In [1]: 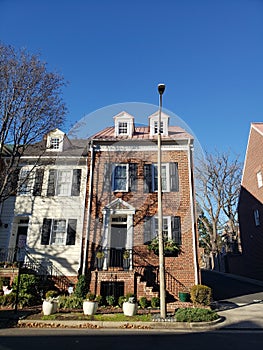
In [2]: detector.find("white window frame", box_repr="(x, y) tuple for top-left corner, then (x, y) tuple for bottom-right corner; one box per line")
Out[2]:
(153, 216), (172, 239)
(152, 163), (169, 192)
(50, 219), (67, 245)
(257, 171), (263, 188)
(112, 164), (129, 192)
(56, 170), (72, 196)
(254, 209), (260, 227)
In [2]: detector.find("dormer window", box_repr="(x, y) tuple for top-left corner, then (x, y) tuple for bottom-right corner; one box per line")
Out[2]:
(149, 111), (169, 137)
(50, 138), (60, 150)
(154, 121), (163, 134)
(118, 122), (128, 135)
(114, 112), (134, 137)
(46, 129), (65, 152)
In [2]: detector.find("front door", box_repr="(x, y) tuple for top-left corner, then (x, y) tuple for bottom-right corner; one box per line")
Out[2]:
(110, 223), (127, 267)
(16, 226), (28, 262)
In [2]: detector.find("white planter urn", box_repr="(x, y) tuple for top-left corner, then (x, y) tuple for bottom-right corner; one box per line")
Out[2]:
(83, 301), (98, 315)
(122, 301), (137, 316)
(42, 300), (58, 316)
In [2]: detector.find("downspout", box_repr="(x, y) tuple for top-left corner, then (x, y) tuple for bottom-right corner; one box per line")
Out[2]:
(82, 140), (95, 275)
(187, 138), (200, 284)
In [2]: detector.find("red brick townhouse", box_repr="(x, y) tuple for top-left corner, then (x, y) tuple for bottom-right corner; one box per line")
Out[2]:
(234, 123), (263, 281)
(83, 111), (200, 302)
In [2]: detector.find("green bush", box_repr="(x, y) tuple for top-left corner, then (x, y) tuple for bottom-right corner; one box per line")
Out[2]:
(151, 296), (160, 308)
(45, 290), (59, 299)
(190, 284), (212, 306)
(0, 292), (16, 307)
(106, 295), (116, 306)
(58, 295), (83, 309)
(118, 295), (126, 307)
(74, 275), (88, 299)
(12, 274), (42, 307)
(175, 307), (219, 322)
(139, 297), (149, 309)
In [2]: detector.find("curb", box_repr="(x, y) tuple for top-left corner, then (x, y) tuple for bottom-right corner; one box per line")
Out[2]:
(18, 317), (224, 330)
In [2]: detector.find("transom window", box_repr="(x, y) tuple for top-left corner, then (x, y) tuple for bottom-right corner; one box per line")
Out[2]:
(118, 122), (128, 134)
(112, 164), (128, 191)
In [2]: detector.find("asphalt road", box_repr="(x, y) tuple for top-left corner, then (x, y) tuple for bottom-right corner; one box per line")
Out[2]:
(1, 328), (263, 350)
(201, 269), (263, 303)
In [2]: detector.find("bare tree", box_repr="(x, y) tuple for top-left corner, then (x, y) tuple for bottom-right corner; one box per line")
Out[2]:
(195, 151), (242, 263)
(0, 43), (67, 202)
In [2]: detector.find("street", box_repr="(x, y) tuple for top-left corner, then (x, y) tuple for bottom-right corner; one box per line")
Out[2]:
(1, 328), (263, 350)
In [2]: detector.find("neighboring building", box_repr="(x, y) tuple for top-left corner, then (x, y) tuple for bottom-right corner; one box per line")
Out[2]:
(84, 111), (200, 301)
(3, 129), (88, 286)
(234, 123), (263, 281)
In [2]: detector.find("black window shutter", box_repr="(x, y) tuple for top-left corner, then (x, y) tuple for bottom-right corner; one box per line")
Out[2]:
(143, 164), (152, 193)
(103, 163), (112, 192)
(71, 169), (81, 196)
(170, 162), (179, 192)
(129, 163), (137, 192)
(66, 219), (77, 245)
(41, 219), (52, 245)
(47, 169), (57, 196)
(171, 216), (181, 245)
(33, 168), (44, 196)
(143, 216), (153, 244)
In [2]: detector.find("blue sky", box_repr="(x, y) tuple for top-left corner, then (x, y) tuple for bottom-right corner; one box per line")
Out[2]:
(1, 0), (263, 162)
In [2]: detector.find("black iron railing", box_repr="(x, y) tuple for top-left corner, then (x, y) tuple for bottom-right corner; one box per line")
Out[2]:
(95, 248), (133, 271)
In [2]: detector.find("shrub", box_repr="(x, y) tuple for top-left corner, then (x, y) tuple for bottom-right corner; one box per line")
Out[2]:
(175, 307), (219, 322)
(45, 290), (59, 299)
(106, 295), (116, 306)
(12, 274), (42, 307)
(151, 296), (160, 308)
(74, 275), (88, 299)
(58, 295), (83, 309)
(190, 284), (212, 306)
(96, 295), (103, 306)
(139, 297), (149, 309)
(118, 295), (126, 307)
(86, 292), (96, 301)
(0, 292), (16, 307)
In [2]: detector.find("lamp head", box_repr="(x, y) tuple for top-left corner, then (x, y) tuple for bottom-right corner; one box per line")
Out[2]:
(158, 83), (165, 95)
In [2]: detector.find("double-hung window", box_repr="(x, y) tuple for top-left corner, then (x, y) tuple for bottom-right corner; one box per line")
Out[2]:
(152, 164), (169, 192)
(50, 138), (60, 150)
(144, 163), (178, 193)
(144, 216), (181, 245)
(18, 170), (33, 195)
(41, 218), (77, 245)
(113, 164), (128, 191)
(47, 169), (81, 196)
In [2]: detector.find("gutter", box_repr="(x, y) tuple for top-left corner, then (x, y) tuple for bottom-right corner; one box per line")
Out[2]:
(82, 140), (95, 275)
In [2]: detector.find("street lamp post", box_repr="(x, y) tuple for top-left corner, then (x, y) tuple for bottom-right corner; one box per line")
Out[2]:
(157, 83), (166, 319)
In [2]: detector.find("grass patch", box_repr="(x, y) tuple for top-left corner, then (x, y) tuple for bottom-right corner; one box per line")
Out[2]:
(175, 308), (219, 322)
(41, 312), (153, 322)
